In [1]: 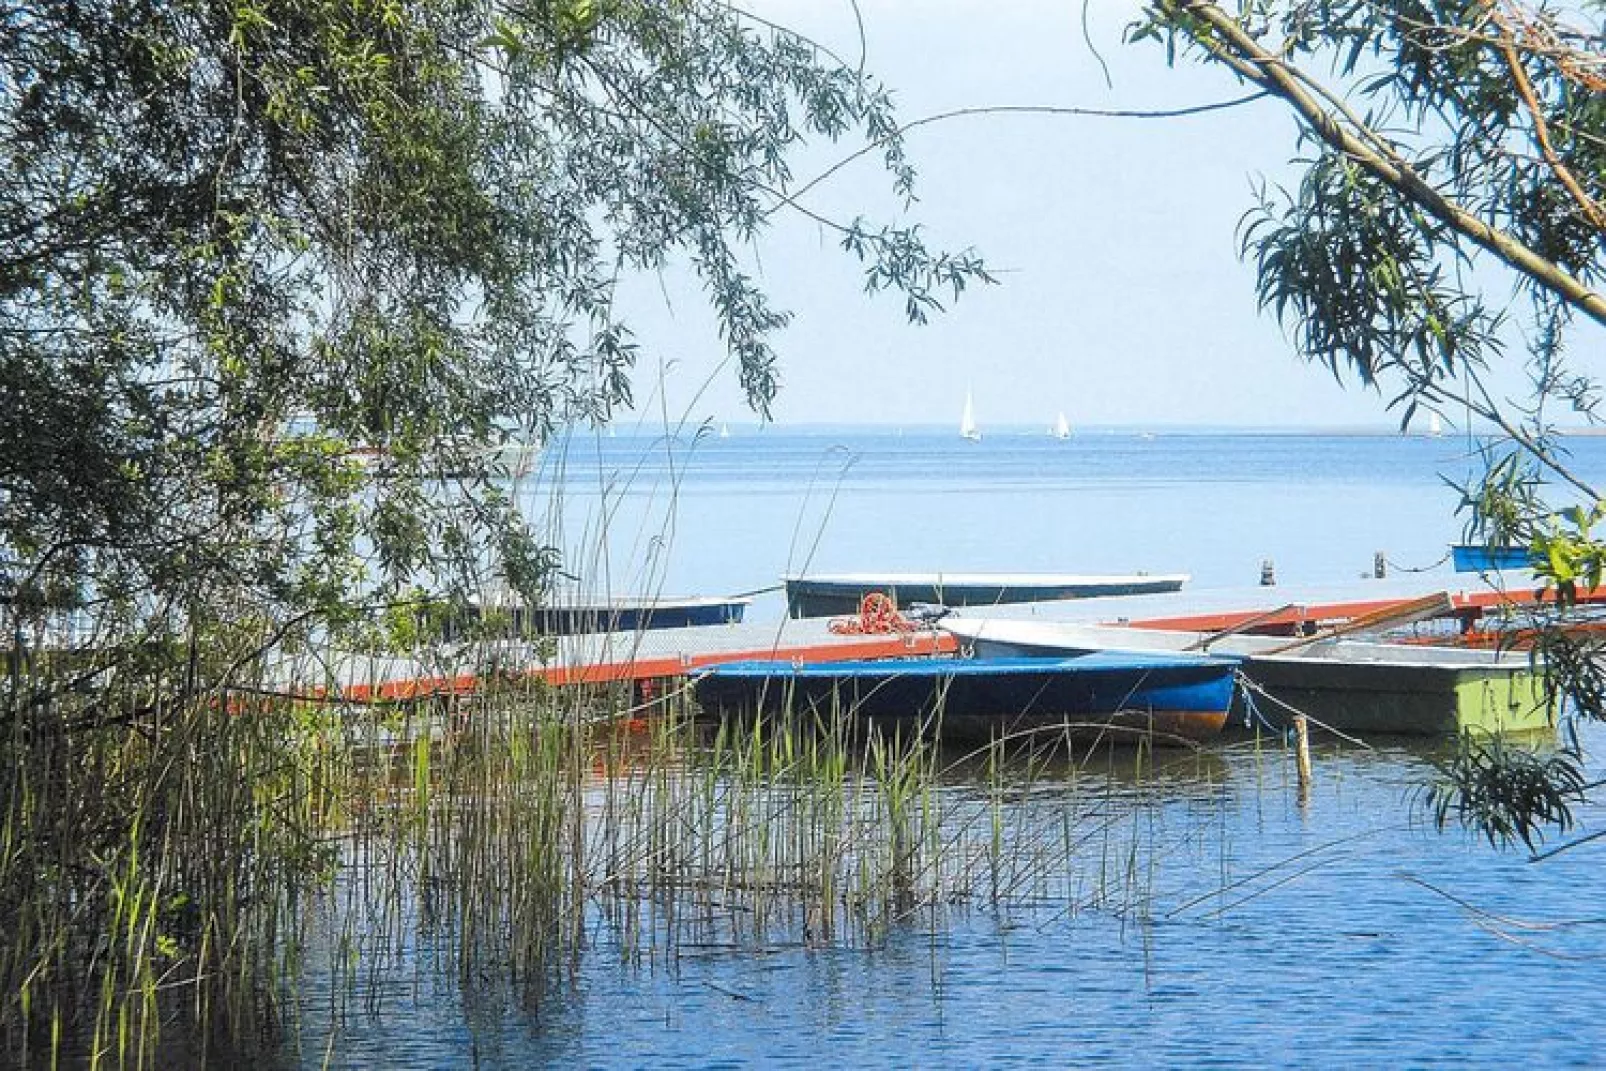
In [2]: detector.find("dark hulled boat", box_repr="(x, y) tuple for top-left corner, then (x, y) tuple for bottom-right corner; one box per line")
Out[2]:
(782, 572), (1189, 618)
(694, 652), (1239, 742)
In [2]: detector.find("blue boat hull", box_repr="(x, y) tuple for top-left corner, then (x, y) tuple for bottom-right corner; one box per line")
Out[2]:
(695, 654), (1239, 742)
(1450, 544), (1534, 572)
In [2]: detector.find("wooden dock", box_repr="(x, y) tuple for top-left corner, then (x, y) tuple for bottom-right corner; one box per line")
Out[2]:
(290, 577), (1604, 704)
(294, 614), (957, 703)
(932, 576), (1598, 629)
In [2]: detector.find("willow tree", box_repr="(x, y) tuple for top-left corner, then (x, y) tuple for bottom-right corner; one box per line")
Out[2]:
(3, 0), (990, 663)
(0, 0), (987, 1050)
(1134, 1), (1606, 848)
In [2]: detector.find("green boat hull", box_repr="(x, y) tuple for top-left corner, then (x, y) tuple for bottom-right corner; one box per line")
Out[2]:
(1240, 658), (1556, 737)
(942, 617), (1558, 738)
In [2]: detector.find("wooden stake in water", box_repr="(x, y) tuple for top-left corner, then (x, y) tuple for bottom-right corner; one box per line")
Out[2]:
(1292, 714), (1313, 804)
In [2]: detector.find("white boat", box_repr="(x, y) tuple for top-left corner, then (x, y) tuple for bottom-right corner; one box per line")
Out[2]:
(1052, 412), (1072, 439)
(1428, 412), (1443, 437)
(960, 390), (981, 442)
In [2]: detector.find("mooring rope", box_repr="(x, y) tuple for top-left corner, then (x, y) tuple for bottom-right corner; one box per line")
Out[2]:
(1235, 671), (1280, 734)
(1235, 670), (1374, 750)
(1385, 549), (1453, 574)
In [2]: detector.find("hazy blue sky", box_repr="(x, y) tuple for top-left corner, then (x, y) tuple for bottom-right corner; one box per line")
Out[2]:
(610, 2), (1530, 432)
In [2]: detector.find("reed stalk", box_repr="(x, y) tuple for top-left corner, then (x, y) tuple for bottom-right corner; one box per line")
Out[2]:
(2, 619), (1212, 1066)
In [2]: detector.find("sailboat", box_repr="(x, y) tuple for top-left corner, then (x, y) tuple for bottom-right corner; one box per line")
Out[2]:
(1052, 412), (1072, 440)
(1428, 412), (1443, 437)
(960, 390), (982, 442)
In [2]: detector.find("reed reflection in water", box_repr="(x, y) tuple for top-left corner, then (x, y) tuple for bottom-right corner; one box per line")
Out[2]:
(280, 705), (1606, 1068)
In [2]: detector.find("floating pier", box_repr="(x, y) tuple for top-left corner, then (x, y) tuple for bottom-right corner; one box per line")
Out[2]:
(296, 614), (957, 703)
(290, 578), (1606, 717)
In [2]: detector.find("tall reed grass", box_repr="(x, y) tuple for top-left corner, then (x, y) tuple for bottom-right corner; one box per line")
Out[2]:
(3, 626), (1216, 1067)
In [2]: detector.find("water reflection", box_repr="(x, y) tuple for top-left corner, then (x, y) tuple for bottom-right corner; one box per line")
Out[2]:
(262, 718), (1606, 1067)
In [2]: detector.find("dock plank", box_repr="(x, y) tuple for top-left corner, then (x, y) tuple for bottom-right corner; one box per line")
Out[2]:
(284, 577), (1601, 703)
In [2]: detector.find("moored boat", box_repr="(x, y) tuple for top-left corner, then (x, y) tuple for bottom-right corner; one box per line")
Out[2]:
(1450, 543), (1534, 572)
(940, 617), (1554, 737)
(444, 593), (750, 639)
(693, 651), (1240, 743)
(783, 572), (1189, 618)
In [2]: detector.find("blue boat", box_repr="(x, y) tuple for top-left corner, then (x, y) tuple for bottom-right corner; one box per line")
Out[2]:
(694, 652), (1240, 742)
(1450, 544), (1534, 572)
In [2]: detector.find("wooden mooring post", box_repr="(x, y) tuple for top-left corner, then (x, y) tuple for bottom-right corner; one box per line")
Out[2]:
(1292, 714), (1313, 804)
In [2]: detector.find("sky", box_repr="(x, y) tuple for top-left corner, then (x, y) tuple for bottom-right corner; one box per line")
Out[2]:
(609, 1), (1527, 432)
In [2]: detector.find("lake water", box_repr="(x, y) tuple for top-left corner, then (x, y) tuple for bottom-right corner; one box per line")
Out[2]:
(521, 425), (1606, 616)
(288, 428), (1606, 1067)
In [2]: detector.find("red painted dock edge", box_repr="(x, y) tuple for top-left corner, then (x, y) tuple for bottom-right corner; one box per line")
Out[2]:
(327, 631), (959, 704)
(541, 631), (958, 686)
(318, 585), (1602, 705)
(1125, 586), (1606, 634)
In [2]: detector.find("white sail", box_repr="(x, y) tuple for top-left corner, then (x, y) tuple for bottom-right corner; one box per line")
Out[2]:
(1428, 412), (1443, 437)
(960, 390), (981, 441)
(1053, 412), (1071, 439)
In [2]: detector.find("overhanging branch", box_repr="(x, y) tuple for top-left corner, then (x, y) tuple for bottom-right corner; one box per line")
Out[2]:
(1164, 0), (1606, 328)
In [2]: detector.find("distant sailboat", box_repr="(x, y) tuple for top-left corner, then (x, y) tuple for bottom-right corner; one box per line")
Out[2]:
(1052, 412), (1072, 440)
(1428, 412), (1443, 437)
(719, 423), (730, 439)
(960, 390), (982, 442)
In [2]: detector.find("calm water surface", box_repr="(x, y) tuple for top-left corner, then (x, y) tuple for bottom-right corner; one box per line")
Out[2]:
(524, 426), (1606, 613)
(294, 429), (1606, 1066)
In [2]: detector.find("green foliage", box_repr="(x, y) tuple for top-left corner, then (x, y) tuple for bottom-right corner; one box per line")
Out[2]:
(0, 0), (989, 1052)
(1530, 627), (1606, 720)
(0, 0), (988, 665)
(1136, 1), (1606, 850)
(1135, 1), (1606, 428)
(1429, 732), (1587, 852)
(1533, 501), (1606, 603)
(1451, 447), (1548, 548)
(1239, 153), (1498, 407)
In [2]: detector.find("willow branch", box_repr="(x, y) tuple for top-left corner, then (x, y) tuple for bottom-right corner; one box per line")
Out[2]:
(1165, 0), (1606, 328)
(1431, 368), (1603, 503)
(776, 93), (1271, 219)
(1492, 9), (1606, 232)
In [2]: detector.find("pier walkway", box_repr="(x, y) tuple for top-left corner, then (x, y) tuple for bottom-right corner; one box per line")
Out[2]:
(289, 576), (1600, 704)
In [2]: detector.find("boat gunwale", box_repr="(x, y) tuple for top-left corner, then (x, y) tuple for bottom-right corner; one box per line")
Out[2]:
(940, 617), (1540, 672)
(697, 651), (1241, 680)
(781, 572), (1191, 587)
